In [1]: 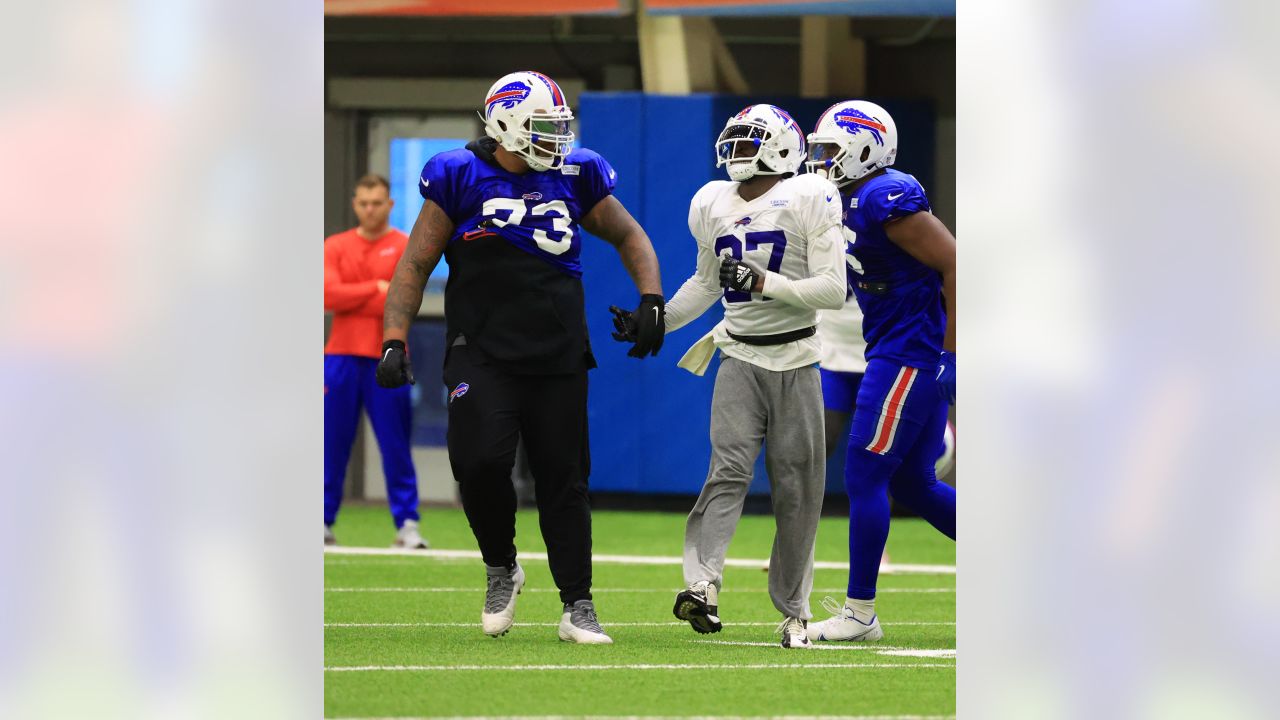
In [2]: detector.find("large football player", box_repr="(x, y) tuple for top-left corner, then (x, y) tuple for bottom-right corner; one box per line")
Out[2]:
(616, 104), (845, 649)
(803, 101), (957, 643)
(375, 71), (666, 645)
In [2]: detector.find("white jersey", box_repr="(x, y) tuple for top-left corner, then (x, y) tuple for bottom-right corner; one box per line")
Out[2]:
(817, 298), (868, 373)
(665, 173), (846, 372)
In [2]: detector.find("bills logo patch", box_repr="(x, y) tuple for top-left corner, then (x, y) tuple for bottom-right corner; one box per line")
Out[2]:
(522, 192), (543, 201)
(449, 382), (470, 404)
(485, 81), (532, 115)
(734, 216), (752, 227)
(834, 107), (886, 146)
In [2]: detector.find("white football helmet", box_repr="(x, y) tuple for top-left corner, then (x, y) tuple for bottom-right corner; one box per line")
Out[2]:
(480, 71), (574, 172)
(715, 104), (806, 182)
(805, 100), (898, 186)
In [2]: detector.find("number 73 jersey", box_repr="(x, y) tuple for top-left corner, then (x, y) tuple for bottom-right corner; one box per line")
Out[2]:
(684, 173), (845, 339)
(419, 141), (618, 278)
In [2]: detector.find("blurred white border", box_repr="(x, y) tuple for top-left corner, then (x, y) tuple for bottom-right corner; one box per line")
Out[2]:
(0, 1), (321, 717)
(960, 0), (1280, 717)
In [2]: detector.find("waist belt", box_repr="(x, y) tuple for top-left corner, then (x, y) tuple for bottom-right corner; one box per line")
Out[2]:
(727, 326), (816, 346)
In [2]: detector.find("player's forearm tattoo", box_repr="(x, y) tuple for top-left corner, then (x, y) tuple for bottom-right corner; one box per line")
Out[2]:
(383, 201), (450, 338)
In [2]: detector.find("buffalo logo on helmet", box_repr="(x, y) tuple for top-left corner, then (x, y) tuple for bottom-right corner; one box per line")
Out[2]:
(485, 81), (532, 115)
(833, 107), (887, 146)
(768, 106), (803, 137)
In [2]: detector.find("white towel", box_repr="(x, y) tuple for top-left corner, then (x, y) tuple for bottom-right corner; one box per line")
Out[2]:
(676, 322), (726, 376)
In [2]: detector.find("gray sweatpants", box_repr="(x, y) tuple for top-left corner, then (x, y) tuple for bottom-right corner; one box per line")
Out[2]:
(683, 355), (826, 619)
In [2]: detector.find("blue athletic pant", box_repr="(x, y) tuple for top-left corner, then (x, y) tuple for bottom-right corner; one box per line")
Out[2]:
(324, 354), (419, 528)
(845, 358), (956, 599)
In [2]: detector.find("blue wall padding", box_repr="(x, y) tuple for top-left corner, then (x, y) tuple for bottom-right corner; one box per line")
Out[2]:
(577, 93), (934, 496)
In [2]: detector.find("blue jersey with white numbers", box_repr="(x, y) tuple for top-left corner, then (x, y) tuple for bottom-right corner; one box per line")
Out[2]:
(416, 138), (618, 374)
(419, 143), (617, 279)
(843, 168), (945, 367)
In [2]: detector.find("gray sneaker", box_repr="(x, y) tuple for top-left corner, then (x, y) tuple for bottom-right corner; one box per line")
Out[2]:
(481, 563), (525, 637)
(392, 519), (429, 549)
(558, 599), (613, 644)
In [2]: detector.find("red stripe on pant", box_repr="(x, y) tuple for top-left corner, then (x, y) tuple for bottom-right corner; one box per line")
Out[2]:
(868, 367), (917, 455)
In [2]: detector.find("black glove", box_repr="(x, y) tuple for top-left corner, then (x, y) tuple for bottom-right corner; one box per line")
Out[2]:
(608, 294), (664, 358)
(608, 305), (636, 342)
(375, 339), (416, 388)
(719, 256), (759, 293)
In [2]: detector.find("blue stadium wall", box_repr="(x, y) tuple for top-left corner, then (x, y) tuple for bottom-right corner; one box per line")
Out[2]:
(577, 92), (935, 496)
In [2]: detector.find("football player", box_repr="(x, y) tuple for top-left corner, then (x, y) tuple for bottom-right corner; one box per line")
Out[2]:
(616, 104), (845, 649)
(375, 71), (666, 644)
(803, 101), (957, 643)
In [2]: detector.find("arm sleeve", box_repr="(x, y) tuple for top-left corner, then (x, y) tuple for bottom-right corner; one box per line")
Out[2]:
(574, 149), (618, 216)
(663, 194), (723, 332)
(759, 184), (846, 311)
(419, 152), (459, 222)
(323, 242), (380, 312)
(866, 175), (931, 225)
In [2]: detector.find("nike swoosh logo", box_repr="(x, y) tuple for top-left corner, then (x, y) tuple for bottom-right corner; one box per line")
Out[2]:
(383, 348), (394, 361)
(887, 192), (903, 201)
(936, 365), (945, 380)
(651, 307), (659, 323)
(826, 195), (833, 202)
(420, 178), (429, 187)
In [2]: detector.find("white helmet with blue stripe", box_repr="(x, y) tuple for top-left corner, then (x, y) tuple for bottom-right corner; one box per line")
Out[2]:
(805, 100), (899, 186)
(481, 71), (574, 172)
(715, 104), (806, 182)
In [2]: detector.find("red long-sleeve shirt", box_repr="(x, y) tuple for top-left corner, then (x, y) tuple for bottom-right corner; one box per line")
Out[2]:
(324, 227), (409, 358)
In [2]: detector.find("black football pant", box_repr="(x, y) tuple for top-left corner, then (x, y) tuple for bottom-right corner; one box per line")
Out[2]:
(443, 344), (593, 604)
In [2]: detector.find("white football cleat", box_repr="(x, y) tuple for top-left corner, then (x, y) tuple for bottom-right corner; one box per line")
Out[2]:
(392, 519), (429, 549)
(481, 563), (525, 637)
(324, 524), (336, 546)
(558, 599), (613, 644)
(806, 596), (884, 642)
(777, 616), (812, 649)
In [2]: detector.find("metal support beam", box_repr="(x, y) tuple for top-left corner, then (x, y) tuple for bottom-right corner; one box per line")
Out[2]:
(799, 16), (866, 99)
(638, 13), (748, 94)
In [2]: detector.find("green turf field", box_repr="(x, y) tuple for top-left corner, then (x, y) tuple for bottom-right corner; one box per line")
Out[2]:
(325, 504), (956, 719)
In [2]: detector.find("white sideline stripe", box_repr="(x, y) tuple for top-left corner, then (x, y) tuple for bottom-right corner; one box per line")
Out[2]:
(324, 621), (955, 628)
(693, 641), (956, 658)
(324, 663), (957, 672)
(324, 546), (955, 575)
(325, 587), (954, 594)
(879, 649), (958, 658)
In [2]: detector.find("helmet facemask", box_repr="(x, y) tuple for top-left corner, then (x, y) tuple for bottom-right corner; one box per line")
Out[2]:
(485, 107), (575, 172)
(716, 122), (773, 182)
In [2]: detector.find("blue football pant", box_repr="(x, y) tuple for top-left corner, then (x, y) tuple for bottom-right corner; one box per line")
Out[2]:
(324, 354), (419, 528)
(845, 359), (956, 600)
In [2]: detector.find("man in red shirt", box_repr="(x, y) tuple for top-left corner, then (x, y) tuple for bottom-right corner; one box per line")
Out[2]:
(324, 175), (425, 549)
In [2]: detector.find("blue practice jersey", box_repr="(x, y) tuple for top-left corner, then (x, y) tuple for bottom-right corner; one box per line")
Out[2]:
(419, 143), (617, 279)
(843, 168), (946, 367)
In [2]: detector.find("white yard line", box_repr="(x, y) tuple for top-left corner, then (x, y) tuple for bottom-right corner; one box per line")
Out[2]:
(324, 663), (956, 672)
(691, 640), (956, 658)
(324, 621), (955, 628)
(324, 587), (954, 594)
(324, 546), (955, 575)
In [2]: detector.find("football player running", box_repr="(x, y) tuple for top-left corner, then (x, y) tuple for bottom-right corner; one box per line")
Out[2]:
(376, 71), (665, 645)
(615, 104), (845, 649)
(803, 101), (956, 643)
